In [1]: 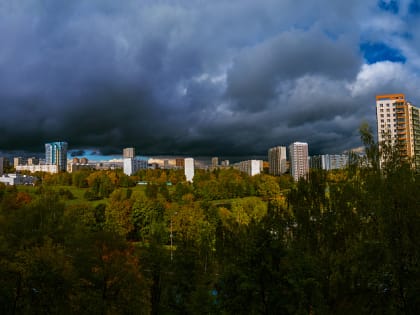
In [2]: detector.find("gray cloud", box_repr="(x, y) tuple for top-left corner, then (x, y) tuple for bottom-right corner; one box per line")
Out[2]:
(1, 0), (420, 157)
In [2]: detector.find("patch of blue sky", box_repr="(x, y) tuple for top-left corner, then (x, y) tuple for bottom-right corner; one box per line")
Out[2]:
(360, 42), (406, 64)
(409, 0), (420, 14)
(378, 0), (399, 14)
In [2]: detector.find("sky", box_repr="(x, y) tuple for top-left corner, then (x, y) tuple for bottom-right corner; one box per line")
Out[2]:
(1, 0), (420, 157)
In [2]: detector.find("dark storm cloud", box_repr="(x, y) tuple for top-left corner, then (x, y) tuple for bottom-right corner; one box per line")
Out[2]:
(225, 29), (361, 112)
(1, 0), (420, 156)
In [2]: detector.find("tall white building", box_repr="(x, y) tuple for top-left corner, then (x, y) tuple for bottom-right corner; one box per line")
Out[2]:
(289, 142), (309, 181)
(184, 158), (195, 182)
(268, 146), (287, 175)
(236, 160), (263, 176)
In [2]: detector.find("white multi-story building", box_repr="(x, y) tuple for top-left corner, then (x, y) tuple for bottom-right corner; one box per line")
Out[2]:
(0, 173), (37, 186)
(236, 159), (263, 176)
(268, 146), (287, 175)
(289, 142), (309, 181)
(221, 160), (230, 167)
(310, 154), (349, 170)
(123, 158), (148, 176)
(184, 158), (195, 182)
(15, 164), (59, 173)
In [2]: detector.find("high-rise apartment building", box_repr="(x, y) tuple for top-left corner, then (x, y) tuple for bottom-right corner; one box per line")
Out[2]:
(184, 158), (195, 182)
(268, 146), (287, 175)
(45, 141), (68, 172)
(211, 157), (219, 168)
(289, 142), (309, 181)
(376, 94), (420, 169)
(123, 147), (135, 159)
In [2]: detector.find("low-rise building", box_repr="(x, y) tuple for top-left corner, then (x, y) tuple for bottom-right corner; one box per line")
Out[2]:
(16, 164), (59, 173)
(0, 173), (37, 186)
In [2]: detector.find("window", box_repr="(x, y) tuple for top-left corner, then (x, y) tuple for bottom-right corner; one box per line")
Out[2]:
(381, 114), (384, 117)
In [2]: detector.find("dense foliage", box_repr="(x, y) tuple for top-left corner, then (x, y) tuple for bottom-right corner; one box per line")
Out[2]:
(0, 131), (419, 314)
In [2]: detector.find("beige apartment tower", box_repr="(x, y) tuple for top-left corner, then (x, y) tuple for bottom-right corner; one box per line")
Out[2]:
(123, 147), (135, 159)
(268, 146), (287, 175)
(376, 94), (420, 169)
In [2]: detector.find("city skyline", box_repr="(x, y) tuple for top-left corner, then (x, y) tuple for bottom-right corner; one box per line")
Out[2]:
(2, 2), (420, 156)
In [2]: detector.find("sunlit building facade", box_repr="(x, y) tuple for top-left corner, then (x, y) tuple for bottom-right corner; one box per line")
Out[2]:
(45, 141), (68, 172)
(268, 146), (287, 175)
(376, 94), (420, 169)
(123, 147), (135, 159)
(289, 142), (309, 181)
(184, 158), (195, 182)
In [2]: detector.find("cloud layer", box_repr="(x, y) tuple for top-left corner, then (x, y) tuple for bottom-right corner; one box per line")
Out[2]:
(1, 0), (420, 156)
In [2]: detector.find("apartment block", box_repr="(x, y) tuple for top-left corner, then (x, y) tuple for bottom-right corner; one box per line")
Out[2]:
(376, 94), (420, 169)
(268, 146), (287, 175)
(45, 141), (68, 172)
(184, 158), (195, 182)
(289, 142), (309, 181)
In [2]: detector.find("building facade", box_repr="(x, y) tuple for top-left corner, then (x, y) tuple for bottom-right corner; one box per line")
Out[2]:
(310, 154), (349, 170)
(184, 158), (195, 182)
(376, 94), (420, 169)
(123, 147), (135, 159)
(211, 157), (219, 168)
(0, 173), (37, 186)
(16, 164), (59, 173)
(268, 146), (287, 175)
(289, 142), (309, 181)
(45, 141), (68, 172)
(176, 158), (185, 168)
(13, 157), (25, 167)
(123, 158), (148, 176)
(236, 160), (263, 176)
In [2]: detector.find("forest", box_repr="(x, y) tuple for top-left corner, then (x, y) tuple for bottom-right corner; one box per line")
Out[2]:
(0, 127), (419, 315)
